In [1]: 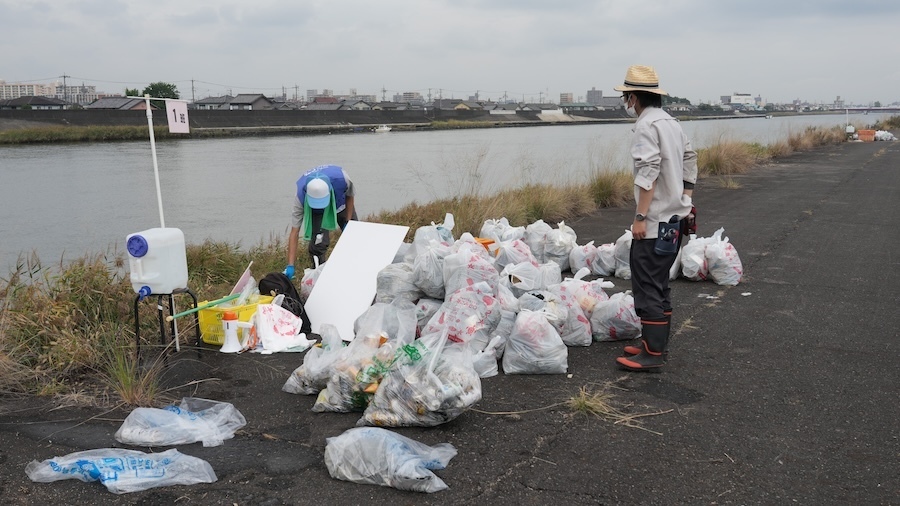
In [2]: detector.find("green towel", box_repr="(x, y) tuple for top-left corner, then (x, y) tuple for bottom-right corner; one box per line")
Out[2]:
(301, 188), (339, 241)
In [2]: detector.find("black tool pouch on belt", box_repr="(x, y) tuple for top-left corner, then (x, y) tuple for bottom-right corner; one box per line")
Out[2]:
(654, 215), (681, 256)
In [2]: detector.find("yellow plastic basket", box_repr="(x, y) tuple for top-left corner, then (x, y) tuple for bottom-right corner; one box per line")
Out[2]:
(198, 295), (274, 345)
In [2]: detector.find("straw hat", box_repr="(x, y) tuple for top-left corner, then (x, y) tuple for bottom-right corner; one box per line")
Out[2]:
(614, 65), (668, 96)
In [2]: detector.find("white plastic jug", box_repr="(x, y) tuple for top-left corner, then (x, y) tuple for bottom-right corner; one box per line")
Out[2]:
(126, 227), (188, 297)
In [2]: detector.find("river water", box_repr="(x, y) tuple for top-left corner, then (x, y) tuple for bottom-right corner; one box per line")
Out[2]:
(0, 112), (889, 272)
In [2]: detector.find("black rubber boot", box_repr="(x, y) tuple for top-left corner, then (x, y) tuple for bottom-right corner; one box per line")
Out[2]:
(616, 319), (668, 371)
(623, 313), (671, 358)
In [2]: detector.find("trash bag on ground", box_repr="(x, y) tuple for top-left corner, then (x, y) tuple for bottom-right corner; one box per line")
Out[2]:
(705, 227), (744, 286)
(405, 214), (455, 263)
(376, 262), (424, 304)
(283, 323), (345, 394)
(502, 309), (568, 374)
(393, 242), (411, 264)
(324, 427), (457, 493)
(114, 397), (246, 448)
(421, 282), (500, 351)
(359, 332), (482, 427)
(490, 239), (539, 271)
(354, 298), (418, 345)
(415, 298), (444, 335)
(480, 217), (525, 243)
(681, 234), (714, 281)
(499, 261), (542, 298)
(590, 292), (641, 342)
(490, 309), (516, 357)
(613, 230), (633, 279)
(412, 240), (451, 299)
(314, 305), (417, 412)
(547, 269), (602, 347)
(543, 221), (578, 272)
(569, 241), (598, 274)
(517, 290), (567, 336)
(443, 247), (500, 297)
(472, 335), (505, 378)
(538, 261), (562, 288)
(592, 242), (616, 276)
(25, 448), (216, 494)
(524, 219), (553, 263)
(450, 233), (494, 263)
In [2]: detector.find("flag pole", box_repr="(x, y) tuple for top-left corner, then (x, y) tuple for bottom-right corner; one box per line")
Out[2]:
(144, 94), (166, 228)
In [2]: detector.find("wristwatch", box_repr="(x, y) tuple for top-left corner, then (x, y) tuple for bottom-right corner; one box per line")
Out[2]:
(635, 213), (646, 222)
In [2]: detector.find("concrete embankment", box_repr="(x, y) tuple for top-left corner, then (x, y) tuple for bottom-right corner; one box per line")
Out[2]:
(0, 108), (753, 135)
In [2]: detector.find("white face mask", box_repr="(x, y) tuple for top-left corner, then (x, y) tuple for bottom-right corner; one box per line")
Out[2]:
(625, 95), (637, 117)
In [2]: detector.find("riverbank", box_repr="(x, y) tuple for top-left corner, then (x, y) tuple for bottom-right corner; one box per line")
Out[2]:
(0, 108), (770, 143)
(1, 138), (897, 504)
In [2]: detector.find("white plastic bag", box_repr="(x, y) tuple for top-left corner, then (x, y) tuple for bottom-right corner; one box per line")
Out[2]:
(613, 230), (633, 279)
(472, 335), (505, 378)
(375, 262), (424, 304)
(254, 303), (314, 353)
(682, 233), (714, 281)
(114, 397), (246, 448)
(491, 239), (538, 271)
(412, 240), (450, 299)
(324, 427), (457, 493)
(705, 228), (743, 286)
(480, 217), (525, 242)
(500, 261), (542, 298)
(592, 242), (616, 276)
(502, 309), (568, 374)
(299, 263), (325, 302)
(422, 281), (500, 350)
(26, 448), (216, 494)
(354, 298), (419, 345)
(590, 292), (641, 342)
(443, 248), (500, 297)
(569, 241), (598, 273)
(415, 298), (444, 335)
(543, 221), (578, 272)
(283, 323), (345, 395)
(524, 219), (553, 263)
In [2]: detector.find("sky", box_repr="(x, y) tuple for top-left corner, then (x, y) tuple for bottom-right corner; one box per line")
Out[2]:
(3, 0), (899, 106)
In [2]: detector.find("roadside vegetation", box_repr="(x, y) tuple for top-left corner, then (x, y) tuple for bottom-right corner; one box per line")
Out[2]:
(0, 119), (893, 406)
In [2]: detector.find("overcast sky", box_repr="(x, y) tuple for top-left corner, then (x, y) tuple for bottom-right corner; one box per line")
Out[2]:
(3, 0), (898, 105)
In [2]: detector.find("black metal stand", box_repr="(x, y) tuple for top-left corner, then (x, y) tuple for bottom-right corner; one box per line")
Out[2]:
(134, 287), (200, 362)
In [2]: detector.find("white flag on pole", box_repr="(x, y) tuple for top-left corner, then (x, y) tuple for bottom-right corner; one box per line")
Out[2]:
(167, 100), (190, 134)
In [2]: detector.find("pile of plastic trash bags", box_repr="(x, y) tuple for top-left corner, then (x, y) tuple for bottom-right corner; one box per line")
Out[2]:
(284, 216), (744, 430)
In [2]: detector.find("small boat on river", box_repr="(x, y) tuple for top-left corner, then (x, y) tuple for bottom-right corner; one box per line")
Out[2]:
(373, 124), (392, 133)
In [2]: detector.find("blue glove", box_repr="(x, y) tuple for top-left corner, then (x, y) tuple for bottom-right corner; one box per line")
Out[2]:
(284, 265), (295, 279)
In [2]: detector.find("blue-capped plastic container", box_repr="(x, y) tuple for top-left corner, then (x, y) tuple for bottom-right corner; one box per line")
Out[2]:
(126, 228), (188, 296)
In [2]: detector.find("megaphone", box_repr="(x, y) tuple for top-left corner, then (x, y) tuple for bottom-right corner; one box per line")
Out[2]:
(220, 311), (253, 353)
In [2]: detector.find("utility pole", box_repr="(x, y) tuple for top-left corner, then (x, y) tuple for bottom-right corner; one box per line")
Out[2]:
(428, 88), (432, 102)
(381, 86), (386, 102)
(60, 74), (70, 108)
(191, 79), (196, 103)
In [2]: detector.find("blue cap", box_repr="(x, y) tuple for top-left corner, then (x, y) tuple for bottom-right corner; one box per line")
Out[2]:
(305, 177), (332, 209)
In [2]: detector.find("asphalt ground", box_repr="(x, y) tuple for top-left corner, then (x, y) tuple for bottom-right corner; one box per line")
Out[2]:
(1, 139), (898, 505)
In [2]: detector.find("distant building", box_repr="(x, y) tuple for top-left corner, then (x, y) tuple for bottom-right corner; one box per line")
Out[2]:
(0, 96), (68, 110)
(193, 95), (234, 110)
(228, 94), (274, 110)
(560, 92), (574, 104)
(834, 95), (845, 109)
(730, 93), (754, 106)
(586, 87), (602, 105)
(0, 80), (55, 100)
(85, 97), (152, 110)
(596, 96), (624, 110)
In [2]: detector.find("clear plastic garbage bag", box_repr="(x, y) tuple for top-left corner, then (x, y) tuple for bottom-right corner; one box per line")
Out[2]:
(283, 323), (345, 395)
(26, 448), (216, 494)
(114, 397), (246, 448)
(502, 309), (568, 374)
(324, 427), (457, 493)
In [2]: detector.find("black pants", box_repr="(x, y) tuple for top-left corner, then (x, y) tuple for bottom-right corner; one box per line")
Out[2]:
(308, 209), (358, 265)
(630, 218), (687, 320)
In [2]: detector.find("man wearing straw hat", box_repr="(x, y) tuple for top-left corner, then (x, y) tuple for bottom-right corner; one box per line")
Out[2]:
(614, 65), (698, 372)
(285, 164), (357, 277)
